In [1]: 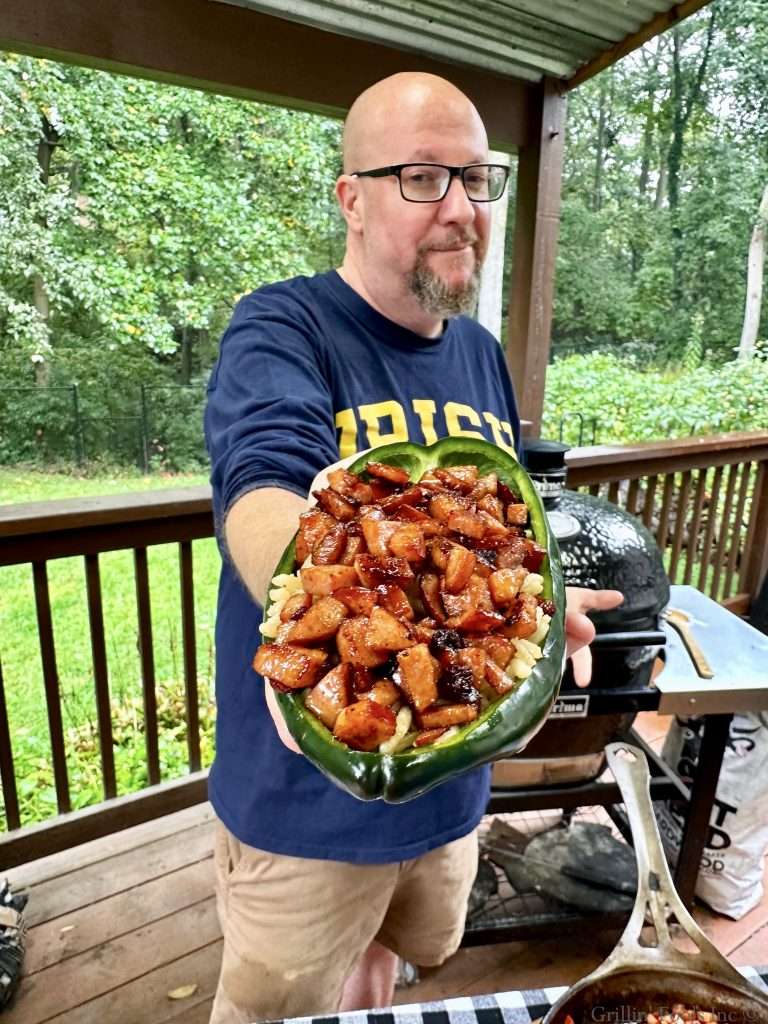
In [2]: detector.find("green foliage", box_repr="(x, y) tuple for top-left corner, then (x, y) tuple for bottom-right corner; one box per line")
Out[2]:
(543, 349), (768, 445)
(555, 5), (768, 363)
(0, 52), (343, 380)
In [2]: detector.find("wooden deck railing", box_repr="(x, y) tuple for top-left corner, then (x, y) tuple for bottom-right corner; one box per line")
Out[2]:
(567, 431), (768, 615)
(1, 430), (766, 867)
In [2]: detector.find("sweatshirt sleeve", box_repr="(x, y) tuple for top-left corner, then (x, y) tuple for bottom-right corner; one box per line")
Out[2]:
(204, 286), (339, 520)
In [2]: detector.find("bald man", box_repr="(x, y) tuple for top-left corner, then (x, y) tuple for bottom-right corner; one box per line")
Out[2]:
(205, 72), (621, 1023)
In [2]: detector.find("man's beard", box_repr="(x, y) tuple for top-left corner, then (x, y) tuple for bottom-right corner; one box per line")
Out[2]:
(406, 235), (483, 318)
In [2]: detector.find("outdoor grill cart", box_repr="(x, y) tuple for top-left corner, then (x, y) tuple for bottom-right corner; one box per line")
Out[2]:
(463, 584), (768, 946)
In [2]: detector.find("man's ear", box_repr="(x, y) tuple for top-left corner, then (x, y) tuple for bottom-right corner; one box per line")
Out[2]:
(336, 174), (364, 234)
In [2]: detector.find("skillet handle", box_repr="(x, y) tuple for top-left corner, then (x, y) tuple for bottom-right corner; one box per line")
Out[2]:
(605, 742), (745, 981)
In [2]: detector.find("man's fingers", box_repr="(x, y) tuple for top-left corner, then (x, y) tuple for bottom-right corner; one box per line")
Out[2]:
(562, 588), (624, 688)
(265, 681), (302, 754)
(565, 586), (624, 614)
(570, 645), (592, 688)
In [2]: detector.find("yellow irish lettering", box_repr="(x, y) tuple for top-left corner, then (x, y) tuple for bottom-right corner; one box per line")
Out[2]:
(412, 399), (438, 445)
(482, 411), (517, 456)
(335, 408), (359, 459)
(444, 402), (486, 440)
(358, 400), (409, 447)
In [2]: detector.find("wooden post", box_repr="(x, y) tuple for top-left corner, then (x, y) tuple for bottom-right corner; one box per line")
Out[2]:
(506, 78), (566, 436)
(742, 460), (768, 604)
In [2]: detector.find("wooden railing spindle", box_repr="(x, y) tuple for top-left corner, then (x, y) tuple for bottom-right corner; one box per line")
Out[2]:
(697, 465), (724, 593)
(668, 470), (693, 583)
(179, 541), (201, 772)
(710, 463), (739, 600)
(683, 469), (709, 586)
(607, 480), (620, 504)
(656, 473), (675, 552)
(740, 460), (768, 599)
(641, 475), (658, 531)
(723, 462), (753, 599)
(0, 660), (21, 830)
(626, 478), (640, 517)
(32, 561), (71, 813)
(134, 547), (161, 786)
(84, 553), (117, 799)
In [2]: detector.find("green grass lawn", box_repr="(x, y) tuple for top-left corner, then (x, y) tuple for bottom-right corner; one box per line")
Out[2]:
(1, 466), (221, 828)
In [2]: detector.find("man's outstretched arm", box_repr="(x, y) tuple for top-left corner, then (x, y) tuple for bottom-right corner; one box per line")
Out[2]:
(225, 486), (306, 752)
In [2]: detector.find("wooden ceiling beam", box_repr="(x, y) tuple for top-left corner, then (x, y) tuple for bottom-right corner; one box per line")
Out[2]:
(0, 0), (532, 150)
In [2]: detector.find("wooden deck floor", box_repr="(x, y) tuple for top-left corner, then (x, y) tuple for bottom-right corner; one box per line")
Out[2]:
(4, 713), (768, 1024)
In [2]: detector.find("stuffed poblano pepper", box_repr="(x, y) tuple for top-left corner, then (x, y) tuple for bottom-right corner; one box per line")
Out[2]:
(254, 437), (565, 803)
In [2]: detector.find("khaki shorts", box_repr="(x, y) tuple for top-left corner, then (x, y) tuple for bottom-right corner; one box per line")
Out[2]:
(209, 818), (478, 1023)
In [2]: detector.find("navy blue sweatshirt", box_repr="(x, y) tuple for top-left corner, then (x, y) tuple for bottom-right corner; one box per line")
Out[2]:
(204, 270), (520, 862)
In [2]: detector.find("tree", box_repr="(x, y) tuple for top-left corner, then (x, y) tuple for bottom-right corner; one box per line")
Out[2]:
(0, 53), (343, 385)
(738, 182), (768, 360)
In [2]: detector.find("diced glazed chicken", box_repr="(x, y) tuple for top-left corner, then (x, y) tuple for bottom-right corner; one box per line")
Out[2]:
(333, 699), (396, 751)
(313, 487), (357, 522)
(484, 657), (516, 694)
(327, 468), (373, 505)
(312, 524), (348, 565)
(429, 492), (470, 524)
(365, 461), (411, 486)
(334, 586), (379, 617)
(388, 524), (426, 562)
(365, 678), (400, 706)
(286, 596), (348, 645)
(305, 664), (352, 728)
(444, 545), (476, 593)
(295, 508), (337, 563)
(455, 646), (486, 686)
(446, 508), (486, 539)
(279, 592), (313, 623)
(365, 606), (414, 651)
(377, 584), (415, 622)
(353, 554), (414, 589)
(475, 634), (514, 668)
(253, 643), (327, 689)
(506, 503), (528, 525)
(419, 572), (445, 622)
(396, 644), (439, 710)
(360, 515), (402, 558)
(418, 703), (479, 729)
(502, 593), (539, 639)
(414, 727), (447, 747)
(301, 564), (360, 596)
(488, 566), (527, 607)
(336, 616), (390, 667)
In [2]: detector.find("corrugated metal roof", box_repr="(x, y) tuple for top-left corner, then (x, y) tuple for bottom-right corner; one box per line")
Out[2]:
(212, 0), (708, 85)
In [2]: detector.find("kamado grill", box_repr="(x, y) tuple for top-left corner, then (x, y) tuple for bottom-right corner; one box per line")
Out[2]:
(492, 439), (670, 788)
(465, 440), (768, 947)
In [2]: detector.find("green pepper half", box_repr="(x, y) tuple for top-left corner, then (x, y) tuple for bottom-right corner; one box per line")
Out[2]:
(263, 437), (566, 803)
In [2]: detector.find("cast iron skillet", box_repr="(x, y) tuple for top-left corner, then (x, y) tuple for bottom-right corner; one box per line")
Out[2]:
(543, 742), (768, 1024)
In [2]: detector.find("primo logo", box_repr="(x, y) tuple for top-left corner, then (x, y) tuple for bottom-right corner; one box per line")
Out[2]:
(550, 695), (590, 718)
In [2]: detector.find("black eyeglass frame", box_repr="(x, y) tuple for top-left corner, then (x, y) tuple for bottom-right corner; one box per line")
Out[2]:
(351, 162), (510, 203)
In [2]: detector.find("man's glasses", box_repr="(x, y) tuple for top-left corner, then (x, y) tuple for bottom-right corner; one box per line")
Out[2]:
(351, 163), (510, 203)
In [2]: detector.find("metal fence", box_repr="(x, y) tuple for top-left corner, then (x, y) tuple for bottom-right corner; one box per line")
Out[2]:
(1, 383), (607, 469)
(0, 384), (207, 472)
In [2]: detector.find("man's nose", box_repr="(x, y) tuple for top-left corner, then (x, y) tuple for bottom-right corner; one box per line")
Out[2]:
(437, 174), (475, 224)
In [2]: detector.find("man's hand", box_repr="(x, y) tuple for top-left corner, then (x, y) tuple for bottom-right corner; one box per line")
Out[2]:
(265, 682), (302, 753)
(565, 586), (624, 688)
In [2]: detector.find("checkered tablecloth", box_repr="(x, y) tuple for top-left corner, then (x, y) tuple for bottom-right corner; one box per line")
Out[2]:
(275, 966), (768, 1024)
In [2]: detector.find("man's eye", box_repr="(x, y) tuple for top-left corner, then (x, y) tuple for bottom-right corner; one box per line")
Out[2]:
(404, 169), (439, 186)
